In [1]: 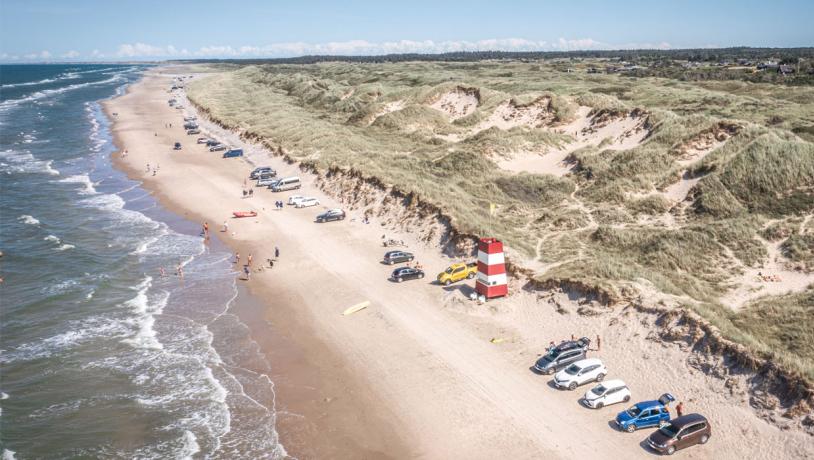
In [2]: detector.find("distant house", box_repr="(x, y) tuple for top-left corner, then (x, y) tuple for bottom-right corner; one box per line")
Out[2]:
(778, 65), (795, 75)
(757, 61), (779, 70)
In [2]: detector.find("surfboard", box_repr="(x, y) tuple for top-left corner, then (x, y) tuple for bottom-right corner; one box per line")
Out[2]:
(343, 301), (370, 316)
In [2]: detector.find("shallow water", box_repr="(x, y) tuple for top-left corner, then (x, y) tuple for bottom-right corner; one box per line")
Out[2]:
(0, 65), (284, 459)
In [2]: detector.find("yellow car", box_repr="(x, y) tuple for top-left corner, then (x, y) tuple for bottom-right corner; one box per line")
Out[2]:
(437, 262), (477, 286)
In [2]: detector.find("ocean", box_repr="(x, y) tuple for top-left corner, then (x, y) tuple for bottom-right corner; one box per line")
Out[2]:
(0, 65), (285, 458)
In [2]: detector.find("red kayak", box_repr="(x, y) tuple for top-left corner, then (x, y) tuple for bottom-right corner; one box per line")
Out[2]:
(232, 211), (257, 218)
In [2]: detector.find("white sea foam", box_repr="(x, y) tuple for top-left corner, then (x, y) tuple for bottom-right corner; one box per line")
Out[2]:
(1, 318), (127, 363)
(179, 430), (201, 459)
(2, 448), (16, 460)
(0, 149), (60, 176)
(0, 75), (126, 112)
(44, 234), (60, 243)
(120, 278), (168, 351)
(55, 244), (76, 251)
(0, 392), (9, 400)
(58, 174), (98, 195)
(18, 214), (40, 225)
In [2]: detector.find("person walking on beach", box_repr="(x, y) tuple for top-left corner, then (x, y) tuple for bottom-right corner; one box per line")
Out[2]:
(676, 401), (684, 417)
(248, 189), (253, 198)
(274, 246), (280, 259)
(247, 253), (253, 267)
(596, 334), (601, 352)
(234, 252), (240, 265)
(203, 222), (209, 239)
(146, 163), (150, 172)
(222, 220), (228, 233)
(243, 265), (250, 280)
(176, 263), (184, 279)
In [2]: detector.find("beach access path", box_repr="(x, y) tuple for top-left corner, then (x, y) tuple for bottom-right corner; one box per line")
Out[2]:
(104, 69), (813, 460)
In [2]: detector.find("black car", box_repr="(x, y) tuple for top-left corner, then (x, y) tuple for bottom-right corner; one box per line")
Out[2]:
(250, 167), (276, 180)
(533, 337), (591, 374)
(316, 209), (345, 223)
(390, 267), (424, 283)
(383, 251), (414, 265)
(205, 139), (220, 147)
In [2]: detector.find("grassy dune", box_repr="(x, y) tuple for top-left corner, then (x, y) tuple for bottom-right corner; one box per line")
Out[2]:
(187, 61), (814, 380)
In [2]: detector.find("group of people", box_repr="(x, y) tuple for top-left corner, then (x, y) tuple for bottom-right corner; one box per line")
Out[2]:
(242, 188), (254, 198)
(235, 246), (280, 280)
(145, 162), (159, 176)
(274, 200), (284, 210)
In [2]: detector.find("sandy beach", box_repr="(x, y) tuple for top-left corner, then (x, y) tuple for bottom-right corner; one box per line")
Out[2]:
(103, 68), (814, 459)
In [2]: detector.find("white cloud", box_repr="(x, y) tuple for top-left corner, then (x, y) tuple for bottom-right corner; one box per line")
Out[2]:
(107, 38), (673, 60)
(20, 50), (52, 61)
(115, 42), (179, 58)
(62, 50), (80, 58)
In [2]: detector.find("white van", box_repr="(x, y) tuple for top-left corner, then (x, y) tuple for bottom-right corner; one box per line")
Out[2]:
(270, 176), (301, 192)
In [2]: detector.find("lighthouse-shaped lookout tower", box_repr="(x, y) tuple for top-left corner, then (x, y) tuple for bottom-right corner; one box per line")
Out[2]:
(475, 237), (508, 299)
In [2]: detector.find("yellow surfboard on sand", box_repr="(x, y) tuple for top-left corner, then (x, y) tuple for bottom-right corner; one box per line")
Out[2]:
(343, 301), (370, 316)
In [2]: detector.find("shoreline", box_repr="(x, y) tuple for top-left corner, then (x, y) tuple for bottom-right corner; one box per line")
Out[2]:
(102, 67), (814, 459)
(103, 76), (410, 458)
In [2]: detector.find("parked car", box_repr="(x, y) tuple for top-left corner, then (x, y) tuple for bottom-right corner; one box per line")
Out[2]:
(257, 177), (276, 187)
(288, 195), (305, 206)
(553, 358), (607, 390)
(437, 262), (477, 285)
(184, 116), (197, 122)
(196, 137), (209, 144)
(647, 413), (711, 455)
(173, 142), (182, 150)
(582, 379), (631, 409)
(533, 338), (590, 374)
(186, 129), (201, 135)
(209, 144), (227, 152)
(270, 176), (301, 192)
(295, 197), (320, 208)
(316, 209), (345, 222)
(206, 139), (220, 146)
(615, 394), (675, 432)
(383, 251), (414, 265)
(390, 267), (425, 283)
(250, 167), (275, 179)
(183, 122), (198, 129)
(223, 149), (243, 158)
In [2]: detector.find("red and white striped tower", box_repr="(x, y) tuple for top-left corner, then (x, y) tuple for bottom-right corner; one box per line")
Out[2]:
(475, 237), (508, 299)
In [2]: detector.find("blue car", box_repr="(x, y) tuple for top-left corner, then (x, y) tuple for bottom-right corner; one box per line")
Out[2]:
(615, 393), (675, 433)
(222, 148), (243, 158)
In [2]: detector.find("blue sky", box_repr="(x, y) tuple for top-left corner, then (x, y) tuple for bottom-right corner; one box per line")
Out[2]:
(1, 0), (812, 61)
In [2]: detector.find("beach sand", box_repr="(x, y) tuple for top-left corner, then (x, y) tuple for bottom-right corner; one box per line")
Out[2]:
(103, 68), (814, 459)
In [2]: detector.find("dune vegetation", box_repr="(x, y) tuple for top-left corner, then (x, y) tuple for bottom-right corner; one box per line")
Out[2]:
(187, 60), (814, 381)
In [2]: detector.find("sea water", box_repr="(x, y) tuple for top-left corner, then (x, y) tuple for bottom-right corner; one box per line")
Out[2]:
(0, 65), (284, 458)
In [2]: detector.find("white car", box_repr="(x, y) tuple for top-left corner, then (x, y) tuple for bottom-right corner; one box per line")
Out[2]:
(553, 358), (607, 390)
(295, 197), (320, 208)
(288, 195), (305, 205)
(257, 177), (276, 187)
(582, 379), (631, 409)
